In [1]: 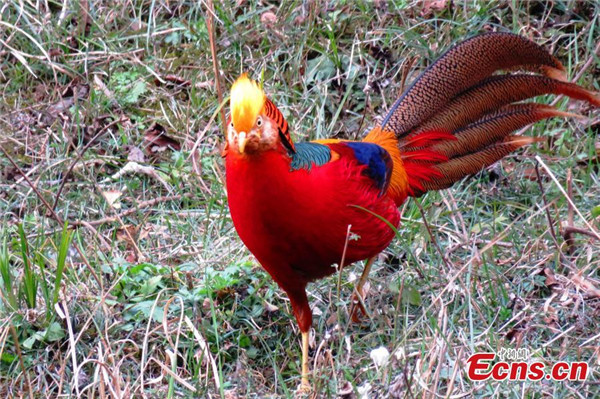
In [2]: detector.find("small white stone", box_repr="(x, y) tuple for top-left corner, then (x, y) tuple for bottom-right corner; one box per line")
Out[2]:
(348, 272), (358, 283)
(358, 382), (372, 399)
(393, 347), (405, 361)
(370, 346), (390, 368)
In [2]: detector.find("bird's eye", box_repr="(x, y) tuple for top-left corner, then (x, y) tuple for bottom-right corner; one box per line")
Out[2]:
(229, 121), (234, 129)
(256, 117), (263, 127)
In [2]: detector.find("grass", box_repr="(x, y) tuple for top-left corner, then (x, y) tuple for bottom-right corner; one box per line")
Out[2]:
(1, 0), (599, 397)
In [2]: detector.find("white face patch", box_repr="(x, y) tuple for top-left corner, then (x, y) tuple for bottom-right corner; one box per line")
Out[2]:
(227, 124), (239, 148)
(260, 119), (277, 147)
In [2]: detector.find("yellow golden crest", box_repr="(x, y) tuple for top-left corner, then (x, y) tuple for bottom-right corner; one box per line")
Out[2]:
(230, 74), (266, 133)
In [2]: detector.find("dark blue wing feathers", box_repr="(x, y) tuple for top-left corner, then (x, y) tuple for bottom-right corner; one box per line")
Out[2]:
(343, 142), (392, 195)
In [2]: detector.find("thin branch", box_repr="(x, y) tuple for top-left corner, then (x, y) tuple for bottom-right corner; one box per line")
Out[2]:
(9, 324), (33, 399)
(534, 162), (567, 266)
(535, 155), (600, 241)
(414, 199), (454, 272)
(206, 0), (226, 135)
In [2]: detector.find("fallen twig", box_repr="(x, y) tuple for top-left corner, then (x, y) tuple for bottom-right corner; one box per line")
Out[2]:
(71, 193), (192, 227)
(562, 226), (600, 242)
(101, 161), (173, 192)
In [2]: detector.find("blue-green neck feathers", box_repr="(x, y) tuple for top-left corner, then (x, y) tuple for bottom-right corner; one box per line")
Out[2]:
(290, 142), (331, 171)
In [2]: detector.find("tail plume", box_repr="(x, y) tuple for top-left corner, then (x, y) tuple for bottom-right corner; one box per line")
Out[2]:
(365, 32), (599, 202)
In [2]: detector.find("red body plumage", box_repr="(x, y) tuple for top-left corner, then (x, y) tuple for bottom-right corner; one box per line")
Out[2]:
(226, 144), (400, 330)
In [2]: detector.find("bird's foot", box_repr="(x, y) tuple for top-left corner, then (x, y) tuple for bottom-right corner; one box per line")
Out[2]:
(349, 281), (370, 323)
(349, 258), (374, 323)
(295, 380), (312, 397)
(349, 292), (367, 323)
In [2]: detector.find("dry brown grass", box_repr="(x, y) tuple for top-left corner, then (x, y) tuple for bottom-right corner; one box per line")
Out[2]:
(1, 1), (599, 398)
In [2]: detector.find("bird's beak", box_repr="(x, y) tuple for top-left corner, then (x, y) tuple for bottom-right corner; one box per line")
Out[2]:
(238, 132), (248, 153)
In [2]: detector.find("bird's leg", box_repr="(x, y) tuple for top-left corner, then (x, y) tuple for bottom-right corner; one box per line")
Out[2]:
(288, 289), (312, 395)
(349, 256), (375, 322)
(296, 330), (311, 394)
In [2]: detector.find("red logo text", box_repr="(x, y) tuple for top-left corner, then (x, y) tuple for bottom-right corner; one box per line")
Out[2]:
(466, 352), (588, 381)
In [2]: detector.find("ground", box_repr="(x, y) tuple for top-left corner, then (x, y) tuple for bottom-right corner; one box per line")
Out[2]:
(1, 1), (599, 398)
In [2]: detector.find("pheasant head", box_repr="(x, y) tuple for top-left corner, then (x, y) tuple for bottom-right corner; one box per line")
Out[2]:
(227, 74), (295, 156)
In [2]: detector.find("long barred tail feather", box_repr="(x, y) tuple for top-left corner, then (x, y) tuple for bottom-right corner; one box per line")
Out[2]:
(365, 32), (599, 202)
(411, 74), (599, 137)
(425, 104), (580, 159)
(421, 136), (544, 192)
(380, 32), (567, 137)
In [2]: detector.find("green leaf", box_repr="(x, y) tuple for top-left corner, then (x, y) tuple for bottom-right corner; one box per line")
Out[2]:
(123, 80), (147, 104)
(22, 336), (36, 350)
(141, 276), (162, 295)
(1, 352), (16, 364)
(45, 322), (65, 342)
(109, 71), (148, 105)
(246, 347), (259, 359)
(592, 205), (600, 218)
(306, 55), (336, 85)
(402, 285), (422, 306)
(237, 334), (251, 348)
(128, 263), (148, 275)
(22, 331), (44, 349)
(131, 300), (164, 322)
(165, 31), (181, 45)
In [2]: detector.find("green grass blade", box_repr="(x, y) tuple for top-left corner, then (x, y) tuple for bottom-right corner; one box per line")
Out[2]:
(35, 250), (50, 311)
(52, 222), (72, 307)
(17, 224), (37, 309)
(0, 234), (18, 310)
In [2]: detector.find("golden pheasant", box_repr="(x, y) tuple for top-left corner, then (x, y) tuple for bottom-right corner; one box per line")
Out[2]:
(222, 32), (599, 391)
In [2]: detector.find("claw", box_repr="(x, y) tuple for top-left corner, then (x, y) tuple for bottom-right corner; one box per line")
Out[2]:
(295, 381), (312, 397)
